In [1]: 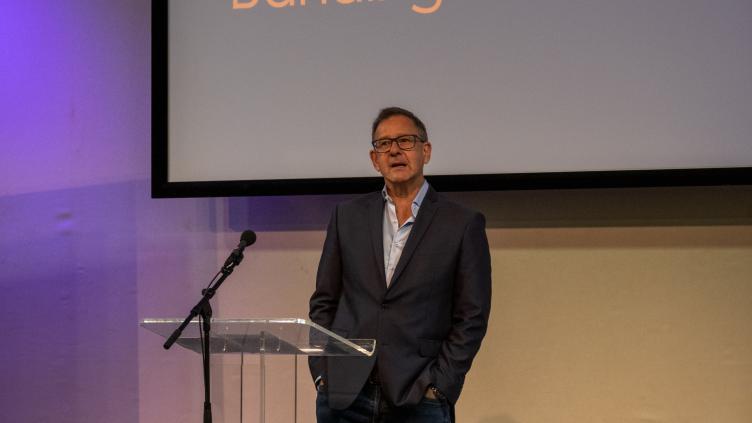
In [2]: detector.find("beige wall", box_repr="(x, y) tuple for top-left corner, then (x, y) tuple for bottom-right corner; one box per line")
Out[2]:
(139, 186), (752, 423)
(465, 226), (751, 422)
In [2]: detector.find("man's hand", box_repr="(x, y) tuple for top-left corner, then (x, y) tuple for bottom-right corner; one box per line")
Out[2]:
(424, 387), (438, 400)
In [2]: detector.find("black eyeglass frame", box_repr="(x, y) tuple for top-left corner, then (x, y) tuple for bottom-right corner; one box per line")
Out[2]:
(371, 134), (426, 153)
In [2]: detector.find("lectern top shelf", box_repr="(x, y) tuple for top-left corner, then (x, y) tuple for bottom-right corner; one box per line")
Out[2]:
(140, 318), (375, 357)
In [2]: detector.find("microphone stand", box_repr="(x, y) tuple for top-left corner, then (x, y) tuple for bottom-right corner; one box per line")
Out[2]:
(163, 247), (246, 423)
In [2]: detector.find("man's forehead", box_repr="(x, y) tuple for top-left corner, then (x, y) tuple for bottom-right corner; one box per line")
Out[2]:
(374, 115), (420, 138)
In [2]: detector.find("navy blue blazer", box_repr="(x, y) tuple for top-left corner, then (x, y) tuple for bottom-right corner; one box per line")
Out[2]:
(309, 187), (492, 409)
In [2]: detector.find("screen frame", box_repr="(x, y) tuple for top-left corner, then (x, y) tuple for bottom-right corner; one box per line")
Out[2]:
(151, 0), (752, 198)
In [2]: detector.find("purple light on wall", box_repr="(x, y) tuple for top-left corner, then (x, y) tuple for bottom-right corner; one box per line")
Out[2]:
(0, 1), (150, 197)
(0, 184), (141, 422)
(0, 1), (150, 421)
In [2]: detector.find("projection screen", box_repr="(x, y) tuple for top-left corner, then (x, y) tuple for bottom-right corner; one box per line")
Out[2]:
(152, 0), (752, 197)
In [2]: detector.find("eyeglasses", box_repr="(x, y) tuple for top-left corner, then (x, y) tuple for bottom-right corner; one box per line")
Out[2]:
(371, 135), (425, 153)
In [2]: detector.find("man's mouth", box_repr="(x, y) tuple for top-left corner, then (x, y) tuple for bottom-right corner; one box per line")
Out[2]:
(390, 163), (407, 169)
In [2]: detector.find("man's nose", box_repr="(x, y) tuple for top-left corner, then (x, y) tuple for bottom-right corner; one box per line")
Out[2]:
(388, 141), (402, 154)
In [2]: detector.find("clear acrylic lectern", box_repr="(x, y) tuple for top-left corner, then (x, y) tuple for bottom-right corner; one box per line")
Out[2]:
(141, 318), (375, 423)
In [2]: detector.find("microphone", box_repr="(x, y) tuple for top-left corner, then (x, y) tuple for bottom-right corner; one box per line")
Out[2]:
(224, 230), (256, 268)
(237, 230), (257, 249)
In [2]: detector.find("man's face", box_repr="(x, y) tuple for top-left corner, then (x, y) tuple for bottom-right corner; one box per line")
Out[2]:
(370, 115), (432, 188)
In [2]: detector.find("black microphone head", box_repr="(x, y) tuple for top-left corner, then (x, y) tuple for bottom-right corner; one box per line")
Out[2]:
(240, 230), (257, 247)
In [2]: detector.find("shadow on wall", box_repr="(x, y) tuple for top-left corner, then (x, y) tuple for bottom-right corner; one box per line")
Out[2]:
(225, 184), (752, 232)
(227, 193), (357, 232)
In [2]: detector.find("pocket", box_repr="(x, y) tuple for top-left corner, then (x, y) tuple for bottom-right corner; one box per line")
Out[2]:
(421, 396), (443, 406)
(418, 338), (442, 357)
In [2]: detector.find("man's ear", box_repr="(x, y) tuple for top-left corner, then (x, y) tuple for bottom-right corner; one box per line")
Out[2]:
(370, 150), (381, 172)
(423, 141), (432, 164)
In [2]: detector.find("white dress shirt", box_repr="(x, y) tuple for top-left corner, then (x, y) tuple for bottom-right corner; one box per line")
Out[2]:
(382, 181), (429, 286)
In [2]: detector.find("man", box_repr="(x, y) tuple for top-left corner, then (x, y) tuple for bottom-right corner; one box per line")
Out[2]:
(309, 107), (492, 422)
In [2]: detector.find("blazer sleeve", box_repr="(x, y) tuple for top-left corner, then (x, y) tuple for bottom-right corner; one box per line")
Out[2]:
(431, 211), (492, 404)
(308, 206), (343, 383)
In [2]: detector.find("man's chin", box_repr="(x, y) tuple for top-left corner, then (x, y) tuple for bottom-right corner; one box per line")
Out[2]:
(385, 174), (411, 184)
(384, 173), (423, 188)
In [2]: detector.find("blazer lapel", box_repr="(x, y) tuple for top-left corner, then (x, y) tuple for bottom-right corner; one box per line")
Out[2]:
(388, 187), (439, 289)
(368, 193), (387, 287)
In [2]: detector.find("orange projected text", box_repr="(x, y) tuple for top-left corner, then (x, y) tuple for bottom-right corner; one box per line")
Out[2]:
(232, 0), (442, 15)
(412, 0), (441, 14)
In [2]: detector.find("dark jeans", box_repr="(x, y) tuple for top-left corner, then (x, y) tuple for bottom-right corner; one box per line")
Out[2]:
(316, 381), (451, 423)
